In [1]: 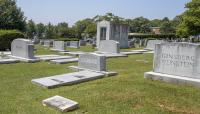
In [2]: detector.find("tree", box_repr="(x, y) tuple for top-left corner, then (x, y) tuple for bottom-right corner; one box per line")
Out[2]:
(127, 17), (151, 33)
(56, 22), (68, 37)
(36, 23), (45, 39)
(0, 0), (26, 31)
(44, 23), (57, 39)
(160, 17), (176, 34)
(177, 0), (200, 37)
(26, 20), (36, 39)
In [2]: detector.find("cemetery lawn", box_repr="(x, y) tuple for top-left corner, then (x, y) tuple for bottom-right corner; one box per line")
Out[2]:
(1, 45), (200, 114)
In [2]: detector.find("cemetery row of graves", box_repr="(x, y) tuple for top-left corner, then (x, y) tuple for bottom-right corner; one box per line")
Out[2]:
(0, 21), (200, 114)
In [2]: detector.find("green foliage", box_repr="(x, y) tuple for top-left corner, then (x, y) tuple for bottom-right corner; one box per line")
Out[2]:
(36, 23), (45, 39)
(56, 22), (68, 37)
(44, 23), (57, 39)
(129, 33), (177, 39)
(177, 0), (200, 37)
(26, 20), (36, 39)
(54, 38), (79, 41)
(0, 30), (24, 50)
(0, 0), (26, 31)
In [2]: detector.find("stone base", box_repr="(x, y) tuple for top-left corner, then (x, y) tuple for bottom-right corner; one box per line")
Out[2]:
(94, 52), (127, 58)
(131, 50), (149, 53)
(144, 71), (200, 88)
(0, 59), (19, 64)
(50, 48), (68, 52)
(121, 51), (142, 55)
(8, 55), (40, 63)
(50, 58), (78, 64)
(60, 51), (86, 56)
(36, 55), (74, 61)
(69, 66), (118, 77)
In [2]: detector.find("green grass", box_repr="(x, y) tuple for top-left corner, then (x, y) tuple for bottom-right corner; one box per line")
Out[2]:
(0, 45), (200, 114)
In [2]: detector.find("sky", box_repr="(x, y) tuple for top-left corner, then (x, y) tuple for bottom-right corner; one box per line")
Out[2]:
(16, 0), (191, 26)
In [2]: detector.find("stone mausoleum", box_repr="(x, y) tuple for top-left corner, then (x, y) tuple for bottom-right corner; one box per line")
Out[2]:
(96, 20), (129, 48)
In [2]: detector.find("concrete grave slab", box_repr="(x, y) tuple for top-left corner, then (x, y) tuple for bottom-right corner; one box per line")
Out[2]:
(0, 59), (19, 64)
(32, 70), (105, 88)
(36, 55), (74, 61)
(42, 95), (78, 112)
(50, 58), (78, 64)
(60, 51), (86, 56)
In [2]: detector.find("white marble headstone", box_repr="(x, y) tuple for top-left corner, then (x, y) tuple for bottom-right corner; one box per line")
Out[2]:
(11, 38), (35, 59)
(154, 42), (200, 79)
(79, 53), (106, 71)
(98, 40), (120, 53)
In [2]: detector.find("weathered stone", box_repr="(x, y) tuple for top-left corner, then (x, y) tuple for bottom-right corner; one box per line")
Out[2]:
(98, 40), (120, 53)
(0, 59), (19, 64)
(42, 95), (78, 112)
(36, 55), (73, 61)
(78, 53), (106, 71)
(145, 42), (200, 88)
(68, 41), (79, 48)
(96, 20), (129, 48)
(145, 40), (164, 50)
(32, 70), (105, 88)
(52, 41), (65, 51)
(50, 58), (78, 64)
(10, 38), (39, 62)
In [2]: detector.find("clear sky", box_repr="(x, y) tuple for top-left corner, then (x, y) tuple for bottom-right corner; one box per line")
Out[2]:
(16, 0), (191, 26)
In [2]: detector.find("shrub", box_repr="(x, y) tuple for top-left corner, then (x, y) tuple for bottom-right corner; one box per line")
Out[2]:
(0, 30), (24, 51)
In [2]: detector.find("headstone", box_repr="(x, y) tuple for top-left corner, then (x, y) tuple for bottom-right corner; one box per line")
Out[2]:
(79, 40), (86, 46)
(145, 42), (200, 87)
(96, 20), (129, 48)
(79, 53), (106, 71)
(145, 40), (163, 50)
(53, 41), (65, 51)
(10, 38), (38, 62)
(42, 95), (78, 112)
(69, 41), (79, 48)
(98, 40), (120, 53)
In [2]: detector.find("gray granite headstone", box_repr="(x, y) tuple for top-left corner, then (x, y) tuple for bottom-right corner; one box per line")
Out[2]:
(79, 53), (106, 71)
(11, 38), (35, 59)
(98, 40), (120, 53)
(154, 42), (200, 79)
(69, 41), (79, 48)
(53, 41), (65, 51)
(42, 95), (78, 112)
(79, 40), (86, 46)
(145, 42), (200, 87)
(145, 40), (163, 51)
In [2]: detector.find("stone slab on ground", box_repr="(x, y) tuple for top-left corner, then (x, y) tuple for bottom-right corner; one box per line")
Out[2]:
(8, 55), (40, 63)
(0, 51), (11, 55)
(50, 58), (78, 64)
(144, 71), (200, 88)
(31, 70), (105, 88)
(0, 59), (20, 64)
(60, 51), (86, 56)
(121, 51), (142, 55)
(131, 50), (150, 53)
(69, 66), (118, 77)
(94, 52), (127, 58)
(36, 55), (74, 61)
(50, 49), (68, 52)
(143, 51), (154, 54)
(42, 95), (78, 112)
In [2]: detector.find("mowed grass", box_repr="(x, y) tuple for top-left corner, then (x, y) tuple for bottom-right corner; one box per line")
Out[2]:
(0, 45), (200, 114)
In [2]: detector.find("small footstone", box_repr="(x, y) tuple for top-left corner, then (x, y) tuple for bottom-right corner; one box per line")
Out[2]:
(42, 95), (78, 112)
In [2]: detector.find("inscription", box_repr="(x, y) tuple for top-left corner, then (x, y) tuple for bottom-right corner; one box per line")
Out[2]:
(160, 53), (196, 68)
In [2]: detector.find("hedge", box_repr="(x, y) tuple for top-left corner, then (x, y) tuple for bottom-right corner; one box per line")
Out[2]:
(0, 30), (24, 51)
